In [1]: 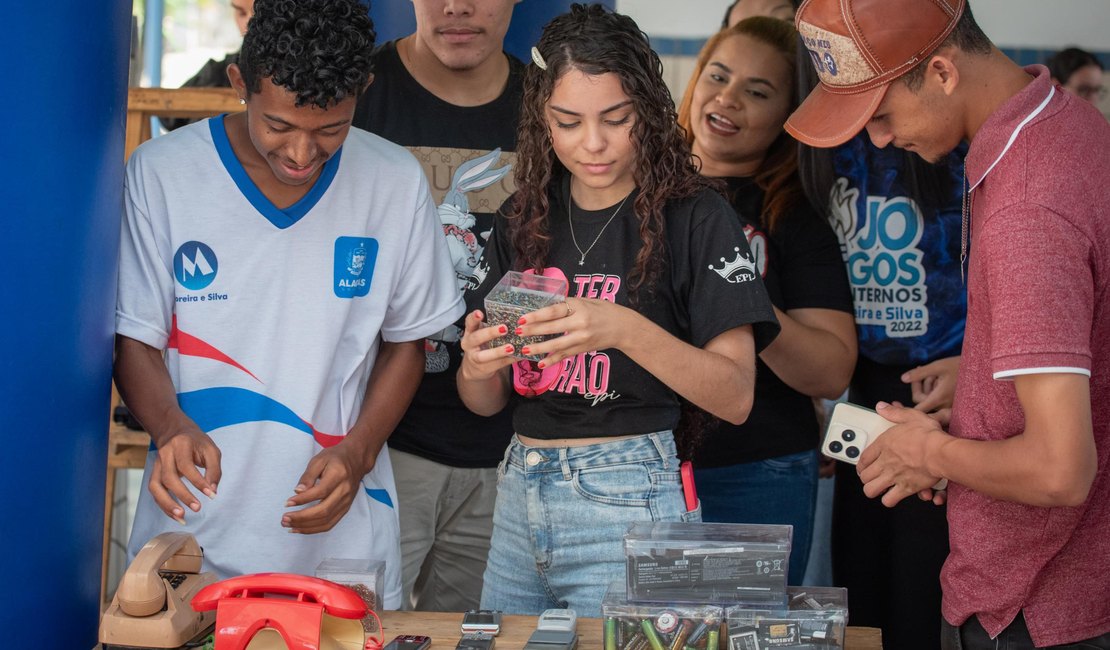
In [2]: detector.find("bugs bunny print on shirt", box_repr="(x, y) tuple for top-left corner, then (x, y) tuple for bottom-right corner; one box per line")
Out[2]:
(426, 148), (512, 372)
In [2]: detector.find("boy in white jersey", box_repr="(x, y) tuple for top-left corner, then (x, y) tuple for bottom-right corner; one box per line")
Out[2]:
(114, 0), (463, 605)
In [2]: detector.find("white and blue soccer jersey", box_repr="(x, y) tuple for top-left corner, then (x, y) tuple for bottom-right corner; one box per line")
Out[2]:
(116, 116), (464, 607)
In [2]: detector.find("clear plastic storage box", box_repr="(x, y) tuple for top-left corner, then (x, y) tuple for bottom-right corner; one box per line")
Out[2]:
(726, 586), (848, 649)
(483, 270), (568, 361)
(625, 522), (791, 606)
(602, 582), (726, 650)
(314, 557), (385, 632)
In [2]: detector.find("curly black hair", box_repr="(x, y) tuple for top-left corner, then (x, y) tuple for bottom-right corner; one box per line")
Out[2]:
(511, 4), (718, 457)
(238, 0), (375, 108)
(509, 3), (713, 301)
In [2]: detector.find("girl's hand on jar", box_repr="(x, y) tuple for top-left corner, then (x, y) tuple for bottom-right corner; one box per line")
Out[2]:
(459, 310), (518, 381)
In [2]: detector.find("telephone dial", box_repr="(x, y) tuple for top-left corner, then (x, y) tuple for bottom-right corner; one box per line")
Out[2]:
(191, 573), (371, 650)
(99, 532), (217, 649)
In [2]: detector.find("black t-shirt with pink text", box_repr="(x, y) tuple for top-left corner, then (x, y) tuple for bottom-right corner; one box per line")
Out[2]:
(466, 177), (778, 439)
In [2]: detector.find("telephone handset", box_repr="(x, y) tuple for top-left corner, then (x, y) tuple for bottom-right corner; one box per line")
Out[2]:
(118, 531), (205, 616)
(99, 532), (217, 649)
(192, 573), (370, 650)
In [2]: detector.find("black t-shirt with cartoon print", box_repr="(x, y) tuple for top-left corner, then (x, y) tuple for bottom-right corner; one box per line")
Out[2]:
(466, 177), (779, 439)
(694, 177), (854, 467)
(354, 40), (524, 467)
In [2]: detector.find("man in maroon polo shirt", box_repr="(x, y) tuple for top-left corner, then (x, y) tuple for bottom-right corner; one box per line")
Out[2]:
(783, 0), (1110, 647)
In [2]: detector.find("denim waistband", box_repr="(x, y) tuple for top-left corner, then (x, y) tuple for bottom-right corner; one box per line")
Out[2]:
(505, 431), (677, 475)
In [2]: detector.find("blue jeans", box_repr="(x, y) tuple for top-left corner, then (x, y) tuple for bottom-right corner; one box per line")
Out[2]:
(480, 432), (700, 617)
(693, 449), (819, 584)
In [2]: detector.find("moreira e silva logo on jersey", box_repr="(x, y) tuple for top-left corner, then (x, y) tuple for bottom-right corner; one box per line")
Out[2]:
(174, 241), (218, 290)
(334, 236), (378, 298)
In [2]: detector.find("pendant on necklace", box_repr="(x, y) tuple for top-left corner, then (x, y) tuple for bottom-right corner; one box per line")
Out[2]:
(578, 258), (585, 266)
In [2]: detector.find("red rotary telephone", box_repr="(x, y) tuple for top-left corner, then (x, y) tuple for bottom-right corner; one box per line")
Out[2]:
(192, 573), (378, 650)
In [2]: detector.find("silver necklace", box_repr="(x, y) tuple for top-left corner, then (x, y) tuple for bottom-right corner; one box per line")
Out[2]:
(567, 192), (630, 266)
(960, 164), (969, 283)
(960, 86), (1055, 284)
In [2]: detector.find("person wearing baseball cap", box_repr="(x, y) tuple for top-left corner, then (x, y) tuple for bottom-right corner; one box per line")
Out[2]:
(786, 0), (1110, 648)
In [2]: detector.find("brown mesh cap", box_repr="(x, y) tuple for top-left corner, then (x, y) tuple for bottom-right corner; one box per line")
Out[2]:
(785, 0), (966, 147)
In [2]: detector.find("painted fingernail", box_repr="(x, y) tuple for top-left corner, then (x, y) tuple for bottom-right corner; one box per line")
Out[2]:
(499, 325), (508, 334)
(514, 327), (524, 336)
(504, 345), (514, 353)
(521, 347), (531, 355)
(518, 317), (527, 325)
(537, 361), (546, 369)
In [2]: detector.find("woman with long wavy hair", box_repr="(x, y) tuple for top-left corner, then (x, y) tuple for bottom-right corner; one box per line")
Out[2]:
(676, 16), (857, 584)
(456, 3), (778, 616)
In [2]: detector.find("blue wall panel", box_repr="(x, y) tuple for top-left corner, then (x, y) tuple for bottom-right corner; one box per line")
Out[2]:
(0, 0), (131, 644)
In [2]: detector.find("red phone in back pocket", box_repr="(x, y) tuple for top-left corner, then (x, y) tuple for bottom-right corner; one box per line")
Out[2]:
(680, 460), (698, 512)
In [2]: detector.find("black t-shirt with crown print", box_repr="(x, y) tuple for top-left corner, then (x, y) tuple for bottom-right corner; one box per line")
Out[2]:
(694, 177), (854, 467)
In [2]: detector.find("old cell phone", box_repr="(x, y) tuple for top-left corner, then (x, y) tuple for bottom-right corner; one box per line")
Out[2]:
(385, 635), (433, 650)
(526, 609), (579, 650)
(461, 609), (502, 635)
(537, 609), (577, 632)
(456, 632), (496, 650)
(523, 629), (578, 650)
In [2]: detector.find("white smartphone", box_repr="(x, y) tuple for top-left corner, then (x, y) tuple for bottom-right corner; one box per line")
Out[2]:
(823, 402), (948, 490)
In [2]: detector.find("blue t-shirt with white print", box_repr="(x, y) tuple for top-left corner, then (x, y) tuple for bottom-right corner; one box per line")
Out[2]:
(828, 134), (967, 366)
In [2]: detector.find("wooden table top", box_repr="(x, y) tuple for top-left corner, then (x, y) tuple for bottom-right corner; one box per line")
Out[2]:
(94, 608), (881, 649)
(377, 610), (882, 650)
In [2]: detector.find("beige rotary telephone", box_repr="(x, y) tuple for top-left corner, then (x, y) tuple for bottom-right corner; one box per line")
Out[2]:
(99, 532), (217, 649)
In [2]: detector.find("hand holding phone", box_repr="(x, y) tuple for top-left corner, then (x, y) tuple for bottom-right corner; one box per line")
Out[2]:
(823, 402), (948, 490)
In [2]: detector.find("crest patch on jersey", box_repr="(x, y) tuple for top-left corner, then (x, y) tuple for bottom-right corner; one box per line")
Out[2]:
(334, 236), (378, 298)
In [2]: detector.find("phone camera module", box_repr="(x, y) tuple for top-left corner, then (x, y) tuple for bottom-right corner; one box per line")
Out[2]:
(828, 440), (843, 453)
(845, 446), (860, 459)
(841, 429), (857, 442)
